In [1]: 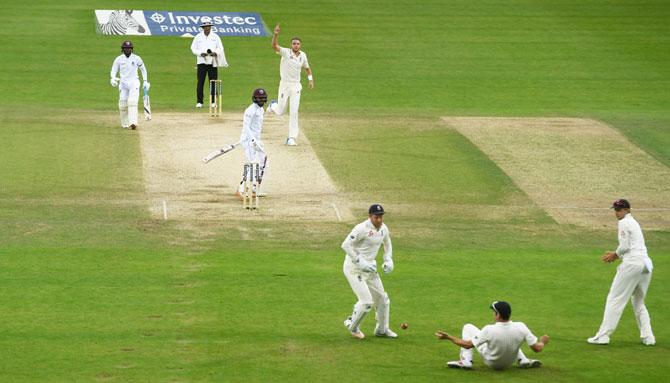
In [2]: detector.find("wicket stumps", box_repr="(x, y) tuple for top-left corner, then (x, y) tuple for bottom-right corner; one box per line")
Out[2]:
(242, 162), (260, 210)
(210, 79), (222, 117)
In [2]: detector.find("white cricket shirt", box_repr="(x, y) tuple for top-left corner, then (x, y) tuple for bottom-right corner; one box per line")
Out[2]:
(472, 321), (538, 370)
(342, 219), (392, 263)
(191, 31), (227, 66)
(615, 213), (649, 264)
(240, 103), (265, 142)
(110, 53), (147, 83)
(278, 47), (309, 83)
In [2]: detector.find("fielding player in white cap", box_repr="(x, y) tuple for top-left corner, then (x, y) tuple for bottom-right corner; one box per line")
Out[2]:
(341, 204), (397, 339)
(110, 40), (149, 129)
(436, 301), (550, 370)
(267, 24), (314, 146)
(587, 199), (655, 346)
(236, 88), (269, 197)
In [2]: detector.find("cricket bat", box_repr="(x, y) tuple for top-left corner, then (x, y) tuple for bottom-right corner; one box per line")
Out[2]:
(202, 141), (241, 163)
(143, 87), (152, 121)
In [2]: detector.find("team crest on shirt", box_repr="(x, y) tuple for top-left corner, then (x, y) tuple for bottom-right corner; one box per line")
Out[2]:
(368, 230), (374, 237)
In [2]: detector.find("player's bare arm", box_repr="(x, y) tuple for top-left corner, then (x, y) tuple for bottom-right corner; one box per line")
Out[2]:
(272, 24), (281, 52)
(530, 335), (550, 352)
(435, 331), (474, 349)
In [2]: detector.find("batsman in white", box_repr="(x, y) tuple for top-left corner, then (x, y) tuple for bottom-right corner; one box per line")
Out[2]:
(236, 88), (269, 197)
(436, 301), (550, 370)
(342, 204), (397, 339)
(110, 40), (149, 130)
(267, 24), (314, 146)
(587, 199), (655, 346)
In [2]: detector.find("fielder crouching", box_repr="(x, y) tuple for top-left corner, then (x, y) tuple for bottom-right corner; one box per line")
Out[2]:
(342, 204), (397, 339)
(236, 88), (269, 197)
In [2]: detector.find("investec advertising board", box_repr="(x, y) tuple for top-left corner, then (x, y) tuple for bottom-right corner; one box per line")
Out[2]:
(95, 10), (268, 37)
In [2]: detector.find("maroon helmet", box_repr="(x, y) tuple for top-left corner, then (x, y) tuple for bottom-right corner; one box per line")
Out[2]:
(252, 88), (268, 106)
(121, 40), (133, 50)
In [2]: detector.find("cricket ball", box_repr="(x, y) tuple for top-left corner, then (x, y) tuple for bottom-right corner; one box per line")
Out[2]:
(400, 322), (408, 330)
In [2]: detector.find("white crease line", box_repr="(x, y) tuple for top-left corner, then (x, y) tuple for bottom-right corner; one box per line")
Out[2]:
(331, 203), (342, 222)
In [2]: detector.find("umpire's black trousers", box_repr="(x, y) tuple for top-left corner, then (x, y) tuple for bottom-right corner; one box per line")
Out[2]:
(196, 64), (218, 104)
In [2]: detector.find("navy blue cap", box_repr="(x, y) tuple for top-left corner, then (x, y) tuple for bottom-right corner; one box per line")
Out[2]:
(368, 204), (385, 215)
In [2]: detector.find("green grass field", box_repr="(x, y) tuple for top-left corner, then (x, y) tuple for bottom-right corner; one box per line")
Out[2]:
(1, 1), (669, 381)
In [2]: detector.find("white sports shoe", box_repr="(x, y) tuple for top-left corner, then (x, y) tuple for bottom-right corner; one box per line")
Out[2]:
(447, 360), (473, 370)
(122, 125), (129, 129)
(343, 318), (364, 339)
(374, 324), (398, 338)
(642, 336), (656, 346)
(587, 335), (610, 345)
(286, 138), (297, 146)
(518, 359), (542, 368)
(195, 103), (203, 108)
(211, 103), (217, 108)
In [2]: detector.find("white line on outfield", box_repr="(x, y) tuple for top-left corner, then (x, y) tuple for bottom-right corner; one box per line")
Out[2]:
(331, 203), (342, 222)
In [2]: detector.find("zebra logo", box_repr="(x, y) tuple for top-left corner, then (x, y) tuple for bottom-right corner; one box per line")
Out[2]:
(98, 10), (146, 35)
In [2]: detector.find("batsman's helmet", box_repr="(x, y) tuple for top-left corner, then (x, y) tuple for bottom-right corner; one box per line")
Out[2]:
(121, 40), (133, 50)
(252, 88), (268, 106)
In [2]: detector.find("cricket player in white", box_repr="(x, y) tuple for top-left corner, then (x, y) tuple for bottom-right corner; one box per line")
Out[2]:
(268, 24), (314, 146)
(588, 199), (655, 346)
(110, 40), (149, 129)
(436, 301), (549, 370)
(342, 204), (397, 339)
(236, 88), (269, 196)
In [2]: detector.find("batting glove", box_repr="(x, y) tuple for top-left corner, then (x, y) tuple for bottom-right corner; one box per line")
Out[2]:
(382, 259), (394, 274)
(143, 81), (150, 91)
(110, 78), (119, 87)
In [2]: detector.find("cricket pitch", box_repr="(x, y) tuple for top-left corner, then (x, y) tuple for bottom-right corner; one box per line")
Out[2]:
(443, 117), (670, 230)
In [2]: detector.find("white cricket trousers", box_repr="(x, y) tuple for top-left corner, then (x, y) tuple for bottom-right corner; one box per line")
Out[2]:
(118, 79), (140, 127)
(272, 81), (302, 139)
(459, 324), (528, 369)
(595, 262), (653, 339)
(343, 261), (390, 332)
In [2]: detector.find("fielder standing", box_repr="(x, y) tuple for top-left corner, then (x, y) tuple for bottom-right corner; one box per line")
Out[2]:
(587, 199), (655, 346)
(267, 24), (314, 146)
(436, 301), (549, 370)
(190, 19), (228, 109)
(342, 204), (397, 339)
(236, 88), (269, 196)
(110, 40), (149, 130)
